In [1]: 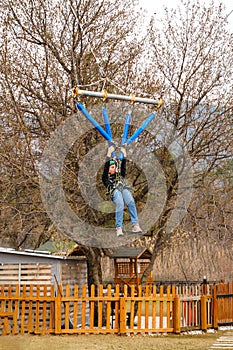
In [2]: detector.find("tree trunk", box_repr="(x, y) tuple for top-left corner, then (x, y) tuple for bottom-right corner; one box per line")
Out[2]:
(79, 246), (103, 326)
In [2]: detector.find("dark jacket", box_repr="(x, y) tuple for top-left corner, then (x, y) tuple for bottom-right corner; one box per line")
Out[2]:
(102, 158), (126, 195)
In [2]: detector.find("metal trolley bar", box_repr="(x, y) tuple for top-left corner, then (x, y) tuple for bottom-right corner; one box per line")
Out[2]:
(72, 87), (162, 106)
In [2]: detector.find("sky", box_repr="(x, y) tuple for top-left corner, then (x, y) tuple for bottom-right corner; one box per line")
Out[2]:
(139, 0), (233, 32)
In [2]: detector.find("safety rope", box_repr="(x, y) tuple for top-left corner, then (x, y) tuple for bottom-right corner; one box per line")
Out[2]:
(69, 5), (141, 98)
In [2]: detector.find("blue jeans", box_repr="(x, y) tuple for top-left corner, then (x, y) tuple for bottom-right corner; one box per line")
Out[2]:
(112, 189), (139, 228)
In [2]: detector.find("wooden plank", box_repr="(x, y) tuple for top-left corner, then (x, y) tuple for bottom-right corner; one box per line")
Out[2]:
(0, 312), (14, 316)
(55, 285), (62, 334)
(106, 285), (112, 332)
(35, 285), (40, 334)
(0, 270), (52, 275)
(89, 285), (94, 330)
(137, 285), (142, 330)
(145, 285), (149, 332)
(98, 285), (103, 329)
(119, 296), (126, 334)
(73, 285), (78, 329)
(20, 285), (26, 334)
(7, 285), (12, 318)
(0, 272), (20, 277)
(0, 264), (51, 269)
(42, 285), (48, 334)
(129, 285), (135, 331)
(166, 285), (171, 329)
(201, 295), (207, 331)
(28, 285), (33, 333)
(81, 285), (87, 331)
(173, 296), (180, 333)
(159, 285), (164, 329)
(64, 285), (70, 330)
(1, 314), (11, 335)
(152, 285), (156, 329)
(114, 285), (120, 330)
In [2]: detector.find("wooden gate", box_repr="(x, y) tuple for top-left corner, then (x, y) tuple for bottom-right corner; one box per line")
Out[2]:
(214, 282), (233, 325)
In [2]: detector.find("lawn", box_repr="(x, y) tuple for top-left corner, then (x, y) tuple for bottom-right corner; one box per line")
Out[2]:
(0, 331), (222, 350)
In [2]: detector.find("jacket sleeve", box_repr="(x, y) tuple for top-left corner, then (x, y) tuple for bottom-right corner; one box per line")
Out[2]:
(120, 158), (126, 178)
(102, 158), (110, 188)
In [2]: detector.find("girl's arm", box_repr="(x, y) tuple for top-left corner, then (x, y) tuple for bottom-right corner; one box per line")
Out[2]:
(102, 159), (110, 187)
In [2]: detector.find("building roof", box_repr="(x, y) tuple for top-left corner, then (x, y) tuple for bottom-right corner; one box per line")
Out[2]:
(0, 246), (63, 259)
(37, 240), (76, 255)
(37, 241), (58, 253)
(111, 246), (152, 259)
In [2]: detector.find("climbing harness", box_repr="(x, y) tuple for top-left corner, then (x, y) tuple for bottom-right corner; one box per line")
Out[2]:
(107, 178), (132, 198)
(106, 162), (133, 198)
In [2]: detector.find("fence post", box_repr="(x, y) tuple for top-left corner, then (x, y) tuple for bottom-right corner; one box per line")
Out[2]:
(55, 285), (62, 334)
(173, 296), (181, 334)
(119, 297), (126, 335)
(201, 295), (207, 331)
(202, 276), (208, 295)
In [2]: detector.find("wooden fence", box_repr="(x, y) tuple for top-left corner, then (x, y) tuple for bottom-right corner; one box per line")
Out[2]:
(214, 281), (233, 326)
(0, 282), (232, 336)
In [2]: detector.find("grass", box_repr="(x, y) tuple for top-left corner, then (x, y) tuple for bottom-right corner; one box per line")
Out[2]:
(0, 331), (222, 350)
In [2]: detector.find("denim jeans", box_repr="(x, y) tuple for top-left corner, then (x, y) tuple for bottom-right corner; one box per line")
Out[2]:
(112, 188), (139, 228)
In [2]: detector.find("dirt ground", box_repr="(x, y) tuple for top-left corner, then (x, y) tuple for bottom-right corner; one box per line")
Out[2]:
(0, 331), (222, 350)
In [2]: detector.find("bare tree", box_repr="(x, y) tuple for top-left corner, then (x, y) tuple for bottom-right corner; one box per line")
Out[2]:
(1, 0), (233, 288)
(138, 0), (233, 280)
(0, 0), (146, 288)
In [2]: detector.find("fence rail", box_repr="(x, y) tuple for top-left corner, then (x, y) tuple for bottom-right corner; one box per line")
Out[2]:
(0, 282), (232, 336)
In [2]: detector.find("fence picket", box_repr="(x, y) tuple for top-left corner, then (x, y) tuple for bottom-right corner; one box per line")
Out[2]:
(42, 285), (47, 334)
(81, 285), (87, 330)
(106, 284), (112, 332)
(152, 285), (157, 329)
(89, 285), (94, 330)
(20, 285), (26, 334)
(34, 285), (40, 334)
(129, 285), (135, 331)
(64, 285), (70, 330)
(114, 284), (120, 330)
(159, 285), (164, 329)
(119, 296), (126, 334)
(145, 285), (150, 332)
(55, 285), (62, 334)
(12, 285), (19, 335)
(167, 285), (171, 329)
(137, 285), (142, 330)
(72, 285), (78, 329)
(27, 285), (33, 334)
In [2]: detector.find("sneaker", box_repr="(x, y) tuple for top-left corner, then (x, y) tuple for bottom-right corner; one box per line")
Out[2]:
(116, 227), (124, 237)
(132, 224), (142, 233)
